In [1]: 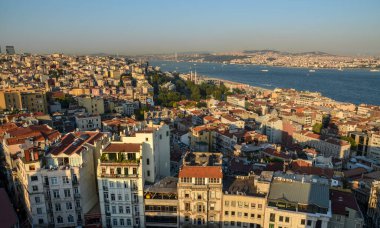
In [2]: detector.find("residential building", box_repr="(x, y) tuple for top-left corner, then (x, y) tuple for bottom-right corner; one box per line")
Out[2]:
(75, 114), (101, 131)
(77, 95), (105, 115)
(97, 142), (145, 227)
(178, 152), (223, 227)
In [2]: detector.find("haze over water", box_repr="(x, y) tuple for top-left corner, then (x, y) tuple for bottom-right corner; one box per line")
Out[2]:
(151, 61), (380, 105)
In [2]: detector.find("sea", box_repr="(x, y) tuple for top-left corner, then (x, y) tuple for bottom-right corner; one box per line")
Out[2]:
(150, 61), (380, 106)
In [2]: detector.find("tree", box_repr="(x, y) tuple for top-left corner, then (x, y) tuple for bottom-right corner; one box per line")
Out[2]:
(312, 123), (323, 134)
(340, 136), (357, 149)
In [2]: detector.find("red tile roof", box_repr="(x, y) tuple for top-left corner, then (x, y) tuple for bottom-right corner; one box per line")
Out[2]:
(330, 189), (361, 215)
(103, 143), (141, 153)
(179, 166), (223, 178)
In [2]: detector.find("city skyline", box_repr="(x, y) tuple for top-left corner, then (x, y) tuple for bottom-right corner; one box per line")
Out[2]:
(1, 0), (380, 55)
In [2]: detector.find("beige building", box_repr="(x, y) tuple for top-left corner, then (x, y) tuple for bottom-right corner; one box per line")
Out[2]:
(0, 88), (48, 113)
(368, 131), (380, 161)
(368, 181), (380, 227)
(76, 95), (105, 114)
(178, 152), (223, 227)
(221, 172), (273, 228)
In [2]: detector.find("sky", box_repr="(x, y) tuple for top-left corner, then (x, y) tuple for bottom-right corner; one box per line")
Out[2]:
(1, 0), (380, 55)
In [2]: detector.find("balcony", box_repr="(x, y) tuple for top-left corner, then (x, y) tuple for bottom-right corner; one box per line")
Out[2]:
(100, 173), (139, 179)
(74, 193), (81, 198)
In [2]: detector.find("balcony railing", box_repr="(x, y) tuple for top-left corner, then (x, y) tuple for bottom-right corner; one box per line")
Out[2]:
(100, 173), (139, 178)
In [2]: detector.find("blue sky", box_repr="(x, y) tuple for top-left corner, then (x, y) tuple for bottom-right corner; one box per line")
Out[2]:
(1, 0), (379, 55)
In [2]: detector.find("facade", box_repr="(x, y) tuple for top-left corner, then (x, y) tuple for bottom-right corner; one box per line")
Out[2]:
(264, 173), (332, 228)
(293, 131), (351, 159)
(368, 132), (380, 161)
(97, 142), (145, 228)
(226, 95), (247, 108)
(178, 152), (223, 227)
(77, 95), (105, 115)
(144, 177), (179, 228)
(368, 181), (380, 227)
(221, 172), (273, 228)
(121, 122), (170, 183)
(0, 88), (48, 113)
(13, 131), (104, 227)
(75, 114), (102, 131)
(6, 45), (16, 54)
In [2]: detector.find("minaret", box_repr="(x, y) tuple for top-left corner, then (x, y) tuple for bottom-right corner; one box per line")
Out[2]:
(190, 70), (193, 81)
(194, 69), (197, 84)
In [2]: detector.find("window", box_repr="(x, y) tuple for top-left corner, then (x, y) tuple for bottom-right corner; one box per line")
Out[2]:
(55, 203), (61, 211)
(147, 158), (150, 165)
(195, 178), (205, 185)
(126, 206), (131, 214)
(197, 194), (202, 200)
(185, 203), (190, 211)
(257, 214), (261, 219)
(145, 138), (149, 141)
(118, 194), (122, 200)
(231, 211), (235, 216)
(225, 201), (229, 206)
(57, 216), (63, 223)
(66, 202), (72, 210)
(31, 176), (38, 181)
(32, 186), (38, 191)
(301, 219), (306, 225)
(111, 194), (115, 201)
(112, 206), (116, 214)
(209, 178), (219, 183)
(270, 213), (275, 222)
(53, 190), (60, 199)
(147, 170), (150, 177)
(120, 219), (124, 226)
(251, 203), (256, 209)
(37, 208), (42, 214)
(62, 176), (69, 184)
(126, 219), (132, 226)
(231, 201), (236, 207)
(285, 217), (290, 223)
(225, 211), (229, 216)
(251, 213), (255, 218)
(244, 202), (249, 208)
(258, 204), (262, 210)
(237, 222), (242, 227)
(185, 193), (190, 198)
(244, 213), (248, 218)
(279, 216), (284, 222)
(307, 220), (312, 226)
(185, 216), (190, 222)
(35, 197), (41, 203)
(68, 215), (74, 223)
(51, 177), (58, 185)
(238, 212), (242, 217)
(64, 189), (71, 198)
(181, 177), (191, 183)
(113, 219), (117, 226)
(38, 219), (44, 224)
(119, 206), (123, 214)
(135, 218), (140, 225)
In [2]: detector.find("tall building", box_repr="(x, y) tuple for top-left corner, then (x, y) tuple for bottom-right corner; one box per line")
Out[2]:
(6, 45), (15, 54)
(12, 131), (104, 227)
(368, 181), (380, 227)
(97, 142), (145, 227)
(121, 122), (170, 183)
(178, 151), (223, 227)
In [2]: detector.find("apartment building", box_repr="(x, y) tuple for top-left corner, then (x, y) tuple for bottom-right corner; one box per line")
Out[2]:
(121, 122), (170, 183)
(178, 152), (223, 227)
(226, 94), (247, 108)
(293, 130), (351, 159)
(75, 114), (101, 131)
(0, 88), (48, 113)
(13, 131), (104, 227)
(368, 131), (380, 161)
(77, 95), (105, 114)
(368, 181), (380, 227)
(264, 173), (332, 228)
(144, 177), (179, 228)
(97, 142), (145, 227)
(221, 172), (273, 228)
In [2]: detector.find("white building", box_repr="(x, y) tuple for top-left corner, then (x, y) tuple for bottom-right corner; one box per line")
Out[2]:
(121, 122), (170, 183)
(75, 114), (101, 131)
(368, 132), (380, 161)
(97, 142), (145, 227)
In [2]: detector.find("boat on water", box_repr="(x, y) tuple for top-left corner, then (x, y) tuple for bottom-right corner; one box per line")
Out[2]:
(261, 69), (269, 72)
(338, 67), (343, 71)
(370, 69), (380, 72)
(309, 69), (316, 72)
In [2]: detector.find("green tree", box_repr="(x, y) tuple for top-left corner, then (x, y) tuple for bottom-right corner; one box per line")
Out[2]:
(340, 136), (357, 149)
(312, 123), (323, 134)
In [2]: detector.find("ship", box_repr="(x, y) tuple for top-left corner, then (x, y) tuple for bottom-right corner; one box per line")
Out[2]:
(309, 69), (316, 72)
(261, 69), (269, 72)
(370, 69), (380, 72)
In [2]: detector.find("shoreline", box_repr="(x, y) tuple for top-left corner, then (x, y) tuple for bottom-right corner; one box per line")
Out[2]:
(154, 59), (380, 71)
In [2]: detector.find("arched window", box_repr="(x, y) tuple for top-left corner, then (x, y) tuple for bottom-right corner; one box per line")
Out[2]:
(68, 215), (74, 223)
